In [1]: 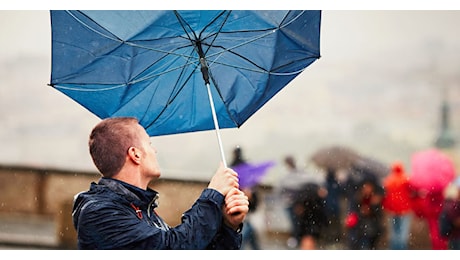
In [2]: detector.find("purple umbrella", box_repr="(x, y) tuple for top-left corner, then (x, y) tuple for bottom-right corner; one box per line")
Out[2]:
(232, 161), (276, 189)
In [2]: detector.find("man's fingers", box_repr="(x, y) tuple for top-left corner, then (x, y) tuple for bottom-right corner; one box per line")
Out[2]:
(225, 190), (249, 215)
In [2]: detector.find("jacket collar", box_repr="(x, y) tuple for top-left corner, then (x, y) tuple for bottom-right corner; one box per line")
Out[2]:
(98, 177), (159, 208)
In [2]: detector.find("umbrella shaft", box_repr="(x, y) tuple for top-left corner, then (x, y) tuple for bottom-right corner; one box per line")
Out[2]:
(205, 82), (227, 168)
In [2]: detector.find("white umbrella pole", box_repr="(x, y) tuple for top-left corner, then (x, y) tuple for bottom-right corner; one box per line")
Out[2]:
(205, 82), (228, 168)
(200, 57), (228, 167)
(199, 57), (228, 168)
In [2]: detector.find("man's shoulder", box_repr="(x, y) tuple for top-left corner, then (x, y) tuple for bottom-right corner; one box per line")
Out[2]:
(74, 184), (125, 211)
(73, 191), (132, 227)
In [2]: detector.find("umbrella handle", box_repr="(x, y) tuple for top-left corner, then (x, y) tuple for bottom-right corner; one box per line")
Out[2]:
(205, 82), (228, 168)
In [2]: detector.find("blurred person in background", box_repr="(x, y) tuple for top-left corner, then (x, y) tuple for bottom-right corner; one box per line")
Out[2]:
(275, 155), (324, 248)
(409, 179), (448, 249)
(275, 155), (306, 248)
(293, 182), (328, 249)
(230, 146), (261, 250)
(439, 176), (460, 250)
(382, 161), (412, 250)
(240, 186), (260, 249)
(345, 179), (384, 249)
(323, 168), (342, 244)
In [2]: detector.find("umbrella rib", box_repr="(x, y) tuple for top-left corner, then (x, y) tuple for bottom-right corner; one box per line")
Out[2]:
(203, 29), (275, 73)
(200, 11), (231, 58)
(53, 55), (199, 92)
(69, 10), (312, 72)
(68, 10), (201, 83)
(68, 10), (306, 84)
(114, 55), (197, 129)
(173, 11), (199, 43)
(129, 45), (196, 83)
(206, 62), (240, 128)
(113, 45), (198, 120)
(199, 10), (229, 42)
(65, 11), (181, 87)
(68, 11), (123, 43)
(198, 10), (241, 128)
(173, 10), (230, 60)
(129, 40), (311, 86)
(202, 10), (315, 75)
(119, 53), (198, 129)
(135, 11), (313, 128)
(53, 83), (126, 92)
(203, 33), (312, 76)
(280, 10), (307, 28)
(143, 49), (199, 130)
(123, 11), (229, 89)
(55, 11), (315, 91)
(206, 47), (314, 76)
(164, 49), (198, 104)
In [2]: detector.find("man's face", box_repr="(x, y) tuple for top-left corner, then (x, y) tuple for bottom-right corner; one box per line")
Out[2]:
(136, 123), (161, 180)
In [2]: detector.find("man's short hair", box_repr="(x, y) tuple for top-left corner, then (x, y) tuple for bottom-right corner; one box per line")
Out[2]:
(89, 117), (140, 178)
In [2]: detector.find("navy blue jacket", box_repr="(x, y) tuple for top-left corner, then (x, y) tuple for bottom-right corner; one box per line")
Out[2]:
(72, 178), (242, 249)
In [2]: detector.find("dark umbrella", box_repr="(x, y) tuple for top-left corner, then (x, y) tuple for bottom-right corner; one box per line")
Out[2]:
(49, 10), (321, 167)
(352, 156), (390, 180)
(310, 145), (361, 172)
(311, 146), (389, 189)
(347, 157), (387, 193)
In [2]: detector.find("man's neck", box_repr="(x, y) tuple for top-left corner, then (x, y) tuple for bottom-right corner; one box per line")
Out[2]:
(113, 171), (150, 190)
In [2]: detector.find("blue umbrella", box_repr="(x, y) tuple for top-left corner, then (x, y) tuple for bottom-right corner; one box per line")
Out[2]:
(49, 10), (321, 166)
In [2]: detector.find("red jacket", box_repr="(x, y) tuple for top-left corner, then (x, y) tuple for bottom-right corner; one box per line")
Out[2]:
(382, 162), (412, 215)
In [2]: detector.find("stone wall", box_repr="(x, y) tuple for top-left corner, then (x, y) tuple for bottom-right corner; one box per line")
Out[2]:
(0, 164), (210, 248)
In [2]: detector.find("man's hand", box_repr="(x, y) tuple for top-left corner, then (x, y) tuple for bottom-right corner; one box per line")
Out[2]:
(208, 162), (239, 196)
(223, 188), (249, 231)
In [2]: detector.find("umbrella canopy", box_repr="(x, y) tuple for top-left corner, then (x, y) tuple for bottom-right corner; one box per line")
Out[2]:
(232, 161), (276, 189)
(409, 148), (456, 192)
(353, 156), (390, 179)
(49, 10), (321, 165)
(310, 145), (361, 172)
(311, 145), (389, 191)
(346, 157), (388, 191)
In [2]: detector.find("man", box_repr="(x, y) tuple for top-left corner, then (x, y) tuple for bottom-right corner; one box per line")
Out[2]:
(72, 117), (249, 249)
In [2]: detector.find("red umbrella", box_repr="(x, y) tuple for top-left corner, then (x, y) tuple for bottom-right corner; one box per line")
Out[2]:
(408, 148), (454, 249)
(409, 148), (455, 193)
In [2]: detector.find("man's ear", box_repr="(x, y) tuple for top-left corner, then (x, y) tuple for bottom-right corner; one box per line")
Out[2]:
(128, 146), (141, 164)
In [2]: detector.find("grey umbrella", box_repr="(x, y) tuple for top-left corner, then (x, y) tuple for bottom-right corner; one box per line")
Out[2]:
(310, 145), (361, 172)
